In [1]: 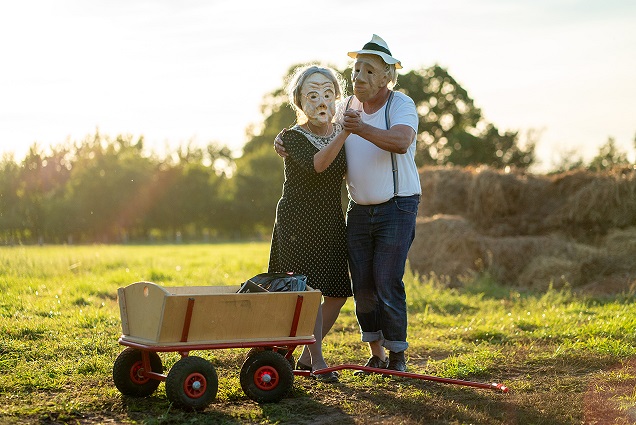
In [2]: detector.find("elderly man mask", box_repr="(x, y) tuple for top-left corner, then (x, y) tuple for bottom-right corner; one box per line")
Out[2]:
(351, 54), (391, 103)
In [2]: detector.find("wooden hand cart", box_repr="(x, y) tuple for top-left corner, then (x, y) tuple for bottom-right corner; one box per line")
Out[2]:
(113, 281), (508, 411)
(113, 281), (321, 410)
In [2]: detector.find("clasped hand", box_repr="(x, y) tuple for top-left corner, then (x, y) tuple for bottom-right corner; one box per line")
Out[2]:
(342, 108), (362, 133)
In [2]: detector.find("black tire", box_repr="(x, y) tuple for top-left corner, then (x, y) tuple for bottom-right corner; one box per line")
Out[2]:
(165, 356), (218, 411)
(246, 347), (295, 369)
(240, 350), (294, 403)
(112, 348), (163, 397)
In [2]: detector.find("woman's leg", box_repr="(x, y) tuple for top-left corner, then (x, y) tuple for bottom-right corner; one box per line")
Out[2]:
(305, 304), (328, 370)
(298, 296), (346, 367)
(321, 296), (347, 337)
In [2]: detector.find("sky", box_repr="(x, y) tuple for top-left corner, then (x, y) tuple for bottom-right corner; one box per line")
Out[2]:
(1, 0), (635, 172)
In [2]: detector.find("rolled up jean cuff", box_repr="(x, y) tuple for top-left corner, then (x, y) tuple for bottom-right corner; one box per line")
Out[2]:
(361, 331), (409, 353)
(361, 330), (384, 345)
(383, 339), (409, 353)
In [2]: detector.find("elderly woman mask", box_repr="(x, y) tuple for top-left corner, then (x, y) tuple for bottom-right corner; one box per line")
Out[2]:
(300, 73), (337, 129)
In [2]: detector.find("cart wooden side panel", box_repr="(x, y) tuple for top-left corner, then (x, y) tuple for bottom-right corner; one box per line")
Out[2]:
(118, 281), (167, 342)
(118, 281), (321, 346)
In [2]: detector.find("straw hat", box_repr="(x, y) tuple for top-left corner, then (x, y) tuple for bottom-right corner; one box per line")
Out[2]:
(347, 34), (402, 69)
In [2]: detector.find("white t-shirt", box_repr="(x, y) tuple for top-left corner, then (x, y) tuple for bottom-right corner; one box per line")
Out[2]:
(344, 91), (421, 205)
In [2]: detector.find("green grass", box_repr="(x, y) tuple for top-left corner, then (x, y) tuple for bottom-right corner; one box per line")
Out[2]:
(1, 244), (636, 424)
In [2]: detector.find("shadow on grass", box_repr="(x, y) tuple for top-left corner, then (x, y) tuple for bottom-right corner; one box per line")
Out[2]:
(115, 386), (355, 425)
(120, 395), (243, 424)
(320, 374), (554, 425)
(106, 354), (636, 425)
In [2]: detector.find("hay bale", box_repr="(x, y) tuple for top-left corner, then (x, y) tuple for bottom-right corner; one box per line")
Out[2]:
(579, 253), (636, 282)
(410, 165), (636, 294)
(408, 215), (483, 284)
(549, 168), (598, 196)
(603, 226), (636, 255)
(478, 236), (548, 283)
(419, 166), (473, 217)
(478, 235), (598, 284)
(468, 168), (522, 219)
(575, 275), (636, 297)
(518, 256), (581, 291)
(463, 167), (544, 236)
(409, 217), (602, 287)
(545, 168), (636, 232)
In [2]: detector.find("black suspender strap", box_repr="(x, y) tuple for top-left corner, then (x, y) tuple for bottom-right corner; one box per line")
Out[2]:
(385, 91), (398, 196)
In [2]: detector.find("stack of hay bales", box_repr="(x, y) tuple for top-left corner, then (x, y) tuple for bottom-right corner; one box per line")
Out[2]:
(409, 166), (636, 294)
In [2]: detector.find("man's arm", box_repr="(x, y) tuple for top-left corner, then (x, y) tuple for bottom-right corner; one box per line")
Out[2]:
(342, 109), (415, 154)
(274, 130), (289, 158)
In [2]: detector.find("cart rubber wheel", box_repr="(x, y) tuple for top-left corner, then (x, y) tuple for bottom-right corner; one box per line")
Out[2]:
(165, 356), (218, 411)
(112, 347), (163, 397)
(246, 347), (295, 369)
(240, 350), (294, 403)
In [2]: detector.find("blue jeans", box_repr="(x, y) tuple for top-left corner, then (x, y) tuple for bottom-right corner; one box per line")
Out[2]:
(346, 195), (419, 353)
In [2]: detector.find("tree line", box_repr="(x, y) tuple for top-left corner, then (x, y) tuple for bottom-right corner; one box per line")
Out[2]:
(1, 64), (633, 245)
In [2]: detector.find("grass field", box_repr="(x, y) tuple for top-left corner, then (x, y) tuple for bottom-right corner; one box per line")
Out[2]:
(1, 244), (636, 424)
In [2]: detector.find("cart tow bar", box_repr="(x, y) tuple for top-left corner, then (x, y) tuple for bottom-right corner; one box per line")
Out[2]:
(296, 364), (509, 393)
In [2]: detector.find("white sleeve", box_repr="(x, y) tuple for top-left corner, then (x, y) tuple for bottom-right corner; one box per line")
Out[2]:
(390, 95), (418, 133)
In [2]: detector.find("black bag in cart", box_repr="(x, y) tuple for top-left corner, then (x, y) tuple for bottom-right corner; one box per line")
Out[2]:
(244, 273), (307, 292)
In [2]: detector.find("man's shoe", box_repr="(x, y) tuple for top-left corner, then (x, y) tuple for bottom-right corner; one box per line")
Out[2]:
(354, 355), (388, 376)
(312, 371), (339, 383)
(387, 351), (407, 372)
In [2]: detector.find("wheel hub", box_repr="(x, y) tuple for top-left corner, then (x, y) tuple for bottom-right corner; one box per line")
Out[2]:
(130, 361), (149, 384)
(184, 373), (207, 398)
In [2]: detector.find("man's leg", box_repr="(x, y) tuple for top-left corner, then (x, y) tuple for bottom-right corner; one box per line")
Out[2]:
(347, 201), (387, 369)
(373, 196), (419, 370)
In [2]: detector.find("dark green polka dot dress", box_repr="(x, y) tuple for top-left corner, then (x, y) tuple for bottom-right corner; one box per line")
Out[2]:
(268, 124), (352, 298)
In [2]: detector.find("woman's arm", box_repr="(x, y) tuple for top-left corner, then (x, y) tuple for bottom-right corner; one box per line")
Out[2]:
(313, 129), (350, 173)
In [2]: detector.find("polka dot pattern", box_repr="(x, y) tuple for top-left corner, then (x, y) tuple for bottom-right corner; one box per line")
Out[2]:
(268, 126), (352, 298)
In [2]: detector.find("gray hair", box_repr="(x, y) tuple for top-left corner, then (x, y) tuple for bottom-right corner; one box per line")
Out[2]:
(286, 65), (346, 123)
(386, 63), (398, 89)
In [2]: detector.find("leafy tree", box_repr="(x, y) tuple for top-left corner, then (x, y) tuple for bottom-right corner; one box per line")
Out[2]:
(206, 142), (234, 176)
(248, 63), (535, 172)
(228, 144), (283, 236)
(38, 145), (74, 243)
(229, 64), (315, 236)
(588, 137), (630, 171)
(62, 132), (156, 242)
(397, 65), (535, 168)
(15, 144), (75, 243)
(144, 142), (232, 240)
(550, 149), (586, 174)
(2, 61), (546, 244)
(0, 154), (22, 243)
